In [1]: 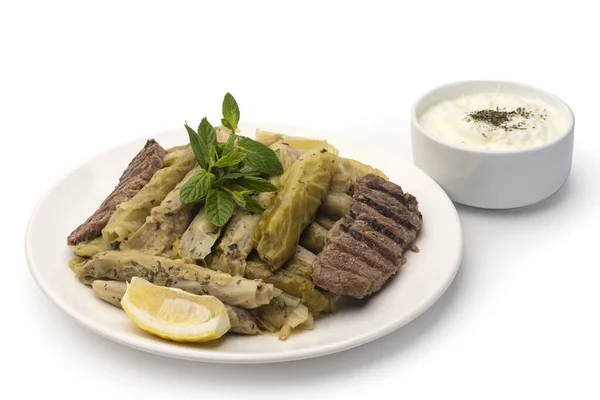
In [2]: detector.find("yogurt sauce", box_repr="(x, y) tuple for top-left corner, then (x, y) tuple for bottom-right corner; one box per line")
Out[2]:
(418, 92), (569, 151)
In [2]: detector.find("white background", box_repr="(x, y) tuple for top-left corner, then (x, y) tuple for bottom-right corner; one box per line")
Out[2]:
(2, 1), (599, 399)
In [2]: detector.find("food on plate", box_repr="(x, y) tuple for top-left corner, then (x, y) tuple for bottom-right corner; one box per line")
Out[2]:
(120, 277), (231, 342)
(319, 189), (353, 220)
(256, 130), (339, 155)
(299, 221), (328, 254)
(66, 93), (422, 342)
(254, 148), (336, 269)
(120, 166), (200, 255)
(209, 209), (258, 276)
(70, 236), (117, 257)
(102, 146), (197, 243)
(331, 157), (388, 194)
(91, 280), (260, 335)
(312, 174), (422, 299)
(250, 292), (312, 340)
(67, 139), (167, 245)
(418, 92), (570, 150)
(179, 208), (223, 260)
(314, 215), (336, 230)
(245, 250), (332, 314)
(71, 250), (276, 308)
(208, 141), (300, 276)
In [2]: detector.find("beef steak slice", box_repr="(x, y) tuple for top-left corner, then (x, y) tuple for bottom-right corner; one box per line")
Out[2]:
(67, 139), (167, 245)
(312, 174), (422, 299)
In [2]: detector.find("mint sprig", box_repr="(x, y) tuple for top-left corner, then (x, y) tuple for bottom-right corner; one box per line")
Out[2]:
(221, 92), (240, 133)
(180, 169), (216, 204)
(179, 93), (283, 227)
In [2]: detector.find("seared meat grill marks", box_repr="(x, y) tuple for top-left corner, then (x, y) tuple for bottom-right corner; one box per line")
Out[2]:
(312, 174), (422, 299)
(67, 140), (167, 245)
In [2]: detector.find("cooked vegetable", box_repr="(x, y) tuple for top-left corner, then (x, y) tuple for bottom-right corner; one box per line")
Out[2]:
(267, 141), (299, 171)
(289, 245), (317, 266)
(331, 157), (388, 194)
(215, 125), (233, 143)
(255, 130), (339, 155)
(68, 256), (87, 272)
(102, 146), (197, 243)
(179, 209), (222, 260)
(209, 210), (256, 276)
(69, 236), (116, 257)
(314, 215), (336, 230)
(225, 304), (261, 335)
(91, 280), (260, 334)
(72, 250), (275, 308)
(254, 149), (336, 268)
(299, 222), (328, 254)
(278, 303), (311, 340)
(245, 251), (331, 314)
(91, 279), (125, 307)
(251, 292), (311, 339)
(163, 144), (190, 164)
(121, 166), (200, 255)
(319, 189), (353, 220)
(169, 235), (195, 263)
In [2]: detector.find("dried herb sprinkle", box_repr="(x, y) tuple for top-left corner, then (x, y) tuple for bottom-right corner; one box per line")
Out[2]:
(465, 106), (547, 137)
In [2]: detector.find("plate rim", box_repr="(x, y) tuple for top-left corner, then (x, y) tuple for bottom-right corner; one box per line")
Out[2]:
(25, 123), (463, 364)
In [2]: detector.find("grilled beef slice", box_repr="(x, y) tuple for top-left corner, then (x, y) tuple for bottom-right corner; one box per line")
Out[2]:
(67, 139), (167, 245)
(312, 174), (422, 299)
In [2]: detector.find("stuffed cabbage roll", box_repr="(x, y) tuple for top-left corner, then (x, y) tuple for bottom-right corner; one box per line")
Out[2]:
(72, 250), (275, 308)
(255, 130), (339, 155)
(299, 222), (329, 254)
(245, 251), (332, 314)
(179, 209), (222, 260)
(254, 149), (336, 269)
(256, 141), (299, 208)
(69, 236), (116, 258)
(209, 210), (257, 276)
(314, 215), (337, 230)
(319, 189), (353, 220)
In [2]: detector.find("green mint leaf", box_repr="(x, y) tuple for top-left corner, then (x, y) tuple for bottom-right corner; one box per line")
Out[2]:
(179, 169), (216, 204)
(216, 172), (244, 184)
(221, 93), (240, 133)
(230, 191), (246, 208)
(234, 175), (278, 192)
(237, 164), (262, 175)
(236, 136), (284, 175)
(213, 151), (246, 169)
(205, 188), (235, 227)
(185, 124), (207, 169)
(208, 146), (217, 167)
(242, 195), (265, 213)
(198, 117), (218, 163)
(221, 134), (237, 157)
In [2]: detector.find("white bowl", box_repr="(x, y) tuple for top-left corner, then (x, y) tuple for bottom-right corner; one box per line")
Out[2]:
(411, 81), (575, 209)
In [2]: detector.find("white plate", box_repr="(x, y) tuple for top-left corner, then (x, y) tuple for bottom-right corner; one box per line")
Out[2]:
(26, 123), (462, 364)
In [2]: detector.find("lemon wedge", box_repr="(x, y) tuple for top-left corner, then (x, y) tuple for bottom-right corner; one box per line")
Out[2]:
(121, 277), (230, 342)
